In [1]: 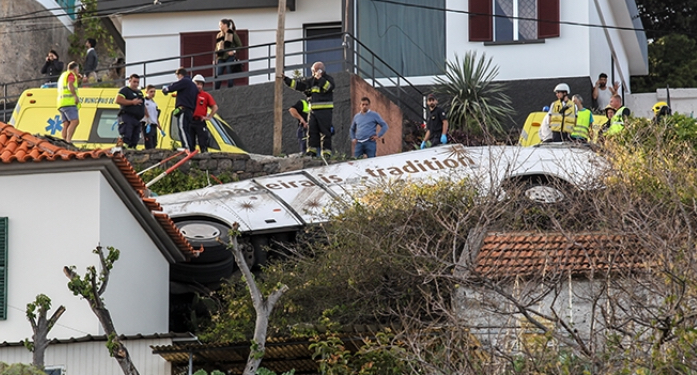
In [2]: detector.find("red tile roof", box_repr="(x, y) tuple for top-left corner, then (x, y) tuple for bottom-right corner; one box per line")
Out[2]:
(0, 122), (198, 258)
(475, 232), (647, 278)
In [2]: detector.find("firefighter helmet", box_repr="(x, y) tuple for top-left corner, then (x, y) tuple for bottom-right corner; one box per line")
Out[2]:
(652, 101), (669, 115)
(553, 83), (570, 93)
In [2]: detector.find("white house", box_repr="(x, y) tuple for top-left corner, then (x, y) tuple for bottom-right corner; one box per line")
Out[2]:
(0, 122), (198, 374)
(100, 0), (646, 89)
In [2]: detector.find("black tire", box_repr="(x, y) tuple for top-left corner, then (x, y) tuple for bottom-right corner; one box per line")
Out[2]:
(250, 236), (269, 268)
(176, 220), (232, 264)
(170, 256), (235, 284)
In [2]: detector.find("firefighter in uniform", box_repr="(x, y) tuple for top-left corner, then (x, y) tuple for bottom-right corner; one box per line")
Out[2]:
(284, 61), (335, 158)
(547, 83), (576, 142)
(603, 94), (630, 137)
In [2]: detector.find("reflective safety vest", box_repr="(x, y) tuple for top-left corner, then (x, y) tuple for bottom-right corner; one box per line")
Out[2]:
(605, 106), (628, 136)
(571, 108), (592, 140)
(57, 71), (79, 108)
(549, 99), (576, 133)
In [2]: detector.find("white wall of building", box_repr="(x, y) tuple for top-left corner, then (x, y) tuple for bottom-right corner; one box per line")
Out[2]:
(0, 337), (173, 375)
(0, 170), (170, 343)
(627, 89), (697, 119)
(122, 0), (342, 86)
(444, 1), (591, 83)
(97, 174), (170, 336)
(590, 0), (634, 93)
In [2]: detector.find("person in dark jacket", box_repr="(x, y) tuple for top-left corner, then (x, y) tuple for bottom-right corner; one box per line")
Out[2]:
(162, 67), (198, 152)
(41, 50), (64, 83)
(283, 61), (335, 158)
(214, 18), (242, 89)
(83, 38), (98, 82)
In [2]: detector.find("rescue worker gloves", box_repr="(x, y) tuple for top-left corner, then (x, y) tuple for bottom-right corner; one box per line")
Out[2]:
(440, 134), (448, 144)
(420, 141), (427, 149)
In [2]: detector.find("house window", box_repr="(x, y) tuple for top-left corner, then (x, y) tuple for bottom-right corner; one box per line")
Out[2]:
(494, 0), (537, 42)
(0, 217), (7, 320)
(356, 0), (445, 78)
(469, 0), (560, 42)
(304, 24), (343, 76)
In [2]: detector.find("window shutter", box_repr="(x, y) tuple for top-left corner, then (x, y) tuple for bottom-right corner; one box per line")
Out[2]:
(537, 0), (560, 38)
(469, 0), (492, 42)
(0, 218), (7, 320)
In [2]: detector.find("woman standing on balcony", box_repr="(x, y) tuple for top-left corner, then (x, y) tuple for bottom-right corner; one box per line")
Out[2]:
(41, 50), (64, 84)
(214, 18), (242, 89)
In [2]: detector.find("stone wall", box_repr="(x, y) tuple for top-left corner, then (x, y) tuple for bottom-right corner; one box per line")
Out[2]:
(124, 149), (329, 181)
(0, 0), (73, 98)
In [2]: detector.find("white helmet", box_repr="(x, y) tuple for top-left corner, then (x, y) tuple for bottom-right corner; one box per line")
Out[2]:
(554, 83), (570, 93)
(193, 74), (205, 83)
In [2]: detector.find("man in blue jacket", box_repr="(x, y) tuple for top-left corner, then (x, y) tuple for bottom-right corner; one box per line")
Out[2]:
(163, 68), (198, 152)
(350, 97), (389, 158)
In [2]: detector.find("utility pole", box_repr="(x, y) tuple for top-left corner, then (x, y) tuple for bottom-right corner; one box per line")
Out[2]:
(273, 0), (287, 156)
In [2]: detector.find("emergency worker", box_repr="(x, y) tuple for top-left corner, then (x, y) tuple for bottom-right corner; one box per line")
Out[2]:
(288, 94), (311, 154)
(547, 83), (576, 142)
(652, 101), (671, 124)
(57, 61), (81, 143)
(603, 94), (630, 137)
(570, 94), (593, 143)
(283, 61), (335, 158)
(191, 74), (218, 153)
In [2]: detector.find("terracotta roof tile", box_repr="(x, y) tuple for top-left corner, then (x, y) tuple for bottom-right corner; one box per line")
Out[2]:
(0, 122), (196, 258)
(475, 232), (647, 279)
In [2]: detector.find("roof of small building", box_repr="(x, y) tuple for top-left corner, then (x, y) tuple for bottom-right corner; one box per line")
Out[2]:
(0, 122), (199, 261)
(474, 232), (648, 278)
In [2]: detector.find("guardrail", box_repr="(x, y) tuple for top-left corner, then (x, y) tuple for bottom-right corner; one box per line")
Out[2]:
(1, 33), (426, 123)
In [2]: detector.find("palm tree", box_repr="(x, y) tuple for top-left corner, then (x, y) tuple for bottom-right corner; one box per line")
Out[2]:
(434, 52), (515, 141)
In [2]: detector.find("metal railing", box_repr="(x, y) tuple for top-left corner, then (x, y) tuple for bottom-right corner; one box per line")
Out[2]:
(1, 33), (426, 123)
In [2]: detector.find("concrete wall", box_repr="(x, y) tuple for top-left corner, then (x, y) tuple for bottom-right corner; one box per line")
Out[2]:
(626, 89), (697, 119)
(210, 71), (355, 156)
(0, 0), (72, 97)
(382, 75), (593, 133)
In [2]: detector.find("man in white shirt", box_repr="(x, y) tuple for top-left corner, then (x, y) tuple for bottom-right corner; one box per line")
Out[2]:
(593, 73), (618, 110)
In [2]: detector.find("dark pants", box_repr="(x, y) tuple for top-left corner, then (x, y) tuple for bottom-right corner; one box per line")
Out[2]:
(190, 118), (210, 153)
(552, 131), (572, 142)
(175, 107), (195, 152)
(118, 114), (141, 148)
(307, 109), (332, 155)
(428, 131), (443, 147)
(215, 56), (235, 89)
(142, 122), (158, 149)
(297, 125), (307, 154)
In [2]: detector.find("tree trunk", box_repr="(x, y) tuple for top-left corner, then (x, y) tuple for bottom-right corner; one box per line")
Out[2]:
(93, 306), (140, 375)
(230, 231), (288, 375)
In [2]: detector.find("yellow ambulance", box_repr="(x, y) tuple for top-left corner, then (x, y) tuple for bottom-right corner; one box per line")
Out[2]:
(8, 87), (246, 153)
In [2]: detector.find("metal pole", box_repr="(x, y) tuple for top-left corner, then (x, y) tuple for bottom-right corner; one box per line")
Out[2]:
(2, 84), (6, 123)
(188, 350), (193, 375)
(143, 63), (147, 86)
